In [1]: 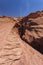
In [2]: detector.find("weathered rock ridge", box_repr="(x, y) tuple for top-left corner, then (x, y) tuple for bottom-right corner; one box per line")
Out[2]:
(0, 11), (43, 65)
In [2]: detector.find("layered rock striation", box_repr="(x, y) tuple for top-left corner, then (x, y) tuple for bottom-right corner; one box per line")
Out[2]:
(0, 11), (43, 65)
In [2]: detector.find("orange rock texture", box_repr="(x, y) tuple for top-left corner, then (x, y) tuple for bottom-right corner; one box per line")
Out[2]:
(0, 11), (43, 65)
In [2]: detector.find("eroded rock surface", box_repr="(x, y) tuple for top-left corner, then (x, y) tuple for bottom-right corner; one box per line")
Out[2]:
(0, 11), (43, 65)
(15, 11), (43, 54)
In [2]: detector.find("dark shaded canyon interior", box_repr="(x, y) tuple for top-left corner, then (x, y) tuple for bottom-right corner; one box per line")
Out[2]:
(14, 18), (43, 54)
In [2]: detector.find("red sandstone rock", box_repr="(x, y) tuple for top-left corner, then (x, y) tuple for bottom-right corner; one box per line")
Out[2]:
(0, 11), (43, 65)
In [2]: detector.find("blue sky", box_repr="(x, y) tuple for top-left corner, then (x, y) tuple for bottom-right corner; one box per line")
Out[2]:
(0, 0), (43, 17)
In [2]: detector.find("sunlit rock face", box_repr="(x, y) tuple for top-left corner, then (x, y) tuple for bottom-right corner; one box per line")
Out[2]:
(15, 11), (43, 54)
(0, 11), (43, 65)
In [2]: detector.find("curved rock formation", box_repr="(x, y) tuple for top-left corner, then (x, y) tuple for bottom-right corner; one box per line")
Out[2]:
(0, 11), (43, 65)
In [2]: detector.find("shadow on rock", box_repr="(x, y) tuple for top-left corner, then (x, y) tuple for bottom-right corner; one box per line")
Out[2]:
(14, 19), (43, 54)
